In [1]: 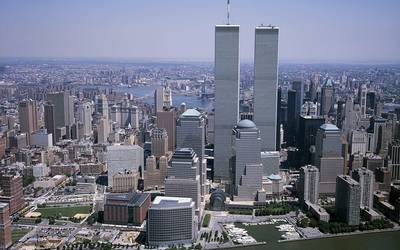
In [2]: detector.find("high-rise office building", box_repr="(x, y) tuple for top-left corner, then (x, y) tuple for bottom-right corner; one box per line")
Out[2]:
(129, 106), (139, 129)
(253, 25), (279, 151)
(276, 87), (282, 150)
(147, 196), (197, 247)
(154, 86), (164, 114)
(44, 102), (56, 143)
(144, 155), (168, 190)
(351, 167), (374, 208)
(0, 203), (11, 249)
(0, 174), (24, 215)
(77, 101), (93, 137)
(292, 81), (304, 136)
(157, 108), (176, 152)
(176, 109), (207, 196)
(47, 91), (74, 129)
(358, 84), (367, 118)
(320, 81), (334, 116)
(151, 128), (169, 157)
(176, 109), (205, 160)
(301, 102), (318, 117)
(298, 165), (319, 204)
(335, 175), (361, 225)
(389, 140), (400, 180)
(350, 129), (368, 155)
(165, 148), (201, 208)
(106, 145), (144, 187)
(214, 24), (240, 182)
(154, 86), (173, 114)
(286, 89), (297, 146)
(96, 94), (109, 120)
(298, 115), (325, 165)
(375, 167), (391, 192)
(231, 120), (263, 200)
(315, 124), (344, 194)
(110, 104), (121, 128)
(372, 117), (387, 155)
(18, 99), (38, 144)
(363, 153), (384, 172)
(97, 117), (110, 144)
(366, 91), (377, 115)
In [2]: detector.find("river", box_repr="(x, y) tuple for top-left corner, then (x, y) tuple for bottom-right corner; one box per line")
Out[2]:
(80, 84), (213, 110)
(235, 223), (400, 250)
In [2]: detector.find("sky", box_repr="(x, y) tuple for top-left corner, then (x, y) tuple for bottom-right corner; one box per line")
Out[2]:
(0, 0), (399, 63)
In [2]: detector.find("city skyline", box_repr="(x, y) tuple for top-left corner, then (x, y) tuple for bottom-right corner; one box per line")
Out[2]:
(1, 1), (400, 249)
(1, 0), (400, 63)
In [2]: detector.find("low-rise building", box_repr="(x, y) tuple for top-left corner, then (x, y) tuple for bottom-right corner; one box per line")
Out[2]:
(103, 192), (150, 226)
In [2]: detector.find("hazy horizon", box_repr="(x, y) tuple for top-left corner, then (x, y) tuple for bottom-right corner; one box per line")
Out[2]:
(1, 0), (399, 64)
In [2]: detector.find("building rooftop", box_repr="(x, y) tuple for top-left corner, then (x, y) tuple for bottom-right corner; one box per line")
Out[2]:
(256, 25), (279, 30)
(261, 151), (280, 157)
(215, 24), (240, 28)
(151, 196), (193, 208)
(320, 123), (339, 131)
(267, 174), (282, 181)
(181, 109), (200, 117)
(106, 192), (150, 206)
(338, 175), (360, 186)
(237, 119), (256, 129)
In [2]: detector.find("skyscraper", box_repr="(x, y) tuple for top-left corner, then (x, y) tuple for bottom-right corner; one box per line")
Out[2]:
(151, 128), (169, 157)
(335, 175), (361, 225)
(96, 94), (109, 120)
(165, 148), (201, 209)
(176, 109), (205, 160)
(154, 86), (164, 114)
(214, 24), (240, 182)
(47, 91), (74, 138)
(358, 84), (367, 118)
(77, 101), (93, 137)
(44, 102), (56, 143)
(286, 89), (297, 146)
(176, 109), (207, 196)
(389, 140), (400, 180)
(106, 145), (144, 187)
(231, 120), (263, 200)
(144, 155), (168, 190)
(18, 99), (38, 144)
(315, 124), (344, 194)
(320, 80), (334, 116)
(253, 25), (279, 151)
(351, 167), (374, 208)
(292, 80), (304, 136)
(298, 115), (325, 165)
(157, 108), (176, 152)
(97, 117), (110, 144)
(298, 165), (319, 204)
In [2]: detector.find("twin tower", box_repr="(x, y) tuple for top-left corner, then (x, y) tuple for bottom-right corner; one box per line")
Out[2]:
(214, 24), (279, 182)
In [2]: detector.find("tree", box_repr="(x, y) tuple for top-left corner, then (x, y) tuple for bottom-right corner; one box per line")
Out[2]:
(49, 216), (55, 225)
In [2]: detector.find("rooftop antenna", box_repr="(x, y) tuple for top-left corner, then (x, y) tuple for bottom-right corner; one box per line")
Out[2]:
(227, 0), (231, 25)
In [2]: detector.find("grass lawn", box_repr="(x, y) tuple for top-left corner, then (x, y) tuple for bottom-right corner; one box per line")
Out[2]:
(35, 206), (92, 219)
(202, 213), (211, 227)
(12, 229), (30, 243)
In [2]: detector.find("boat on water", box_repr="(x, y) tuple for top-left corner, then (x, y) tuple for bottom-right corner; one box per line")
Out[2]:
(281, 231), (300, 240)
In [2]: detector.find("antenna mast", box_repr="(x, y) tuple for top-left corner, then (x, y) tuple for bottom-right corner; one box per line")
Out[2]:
(227, 0), (230, 25)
